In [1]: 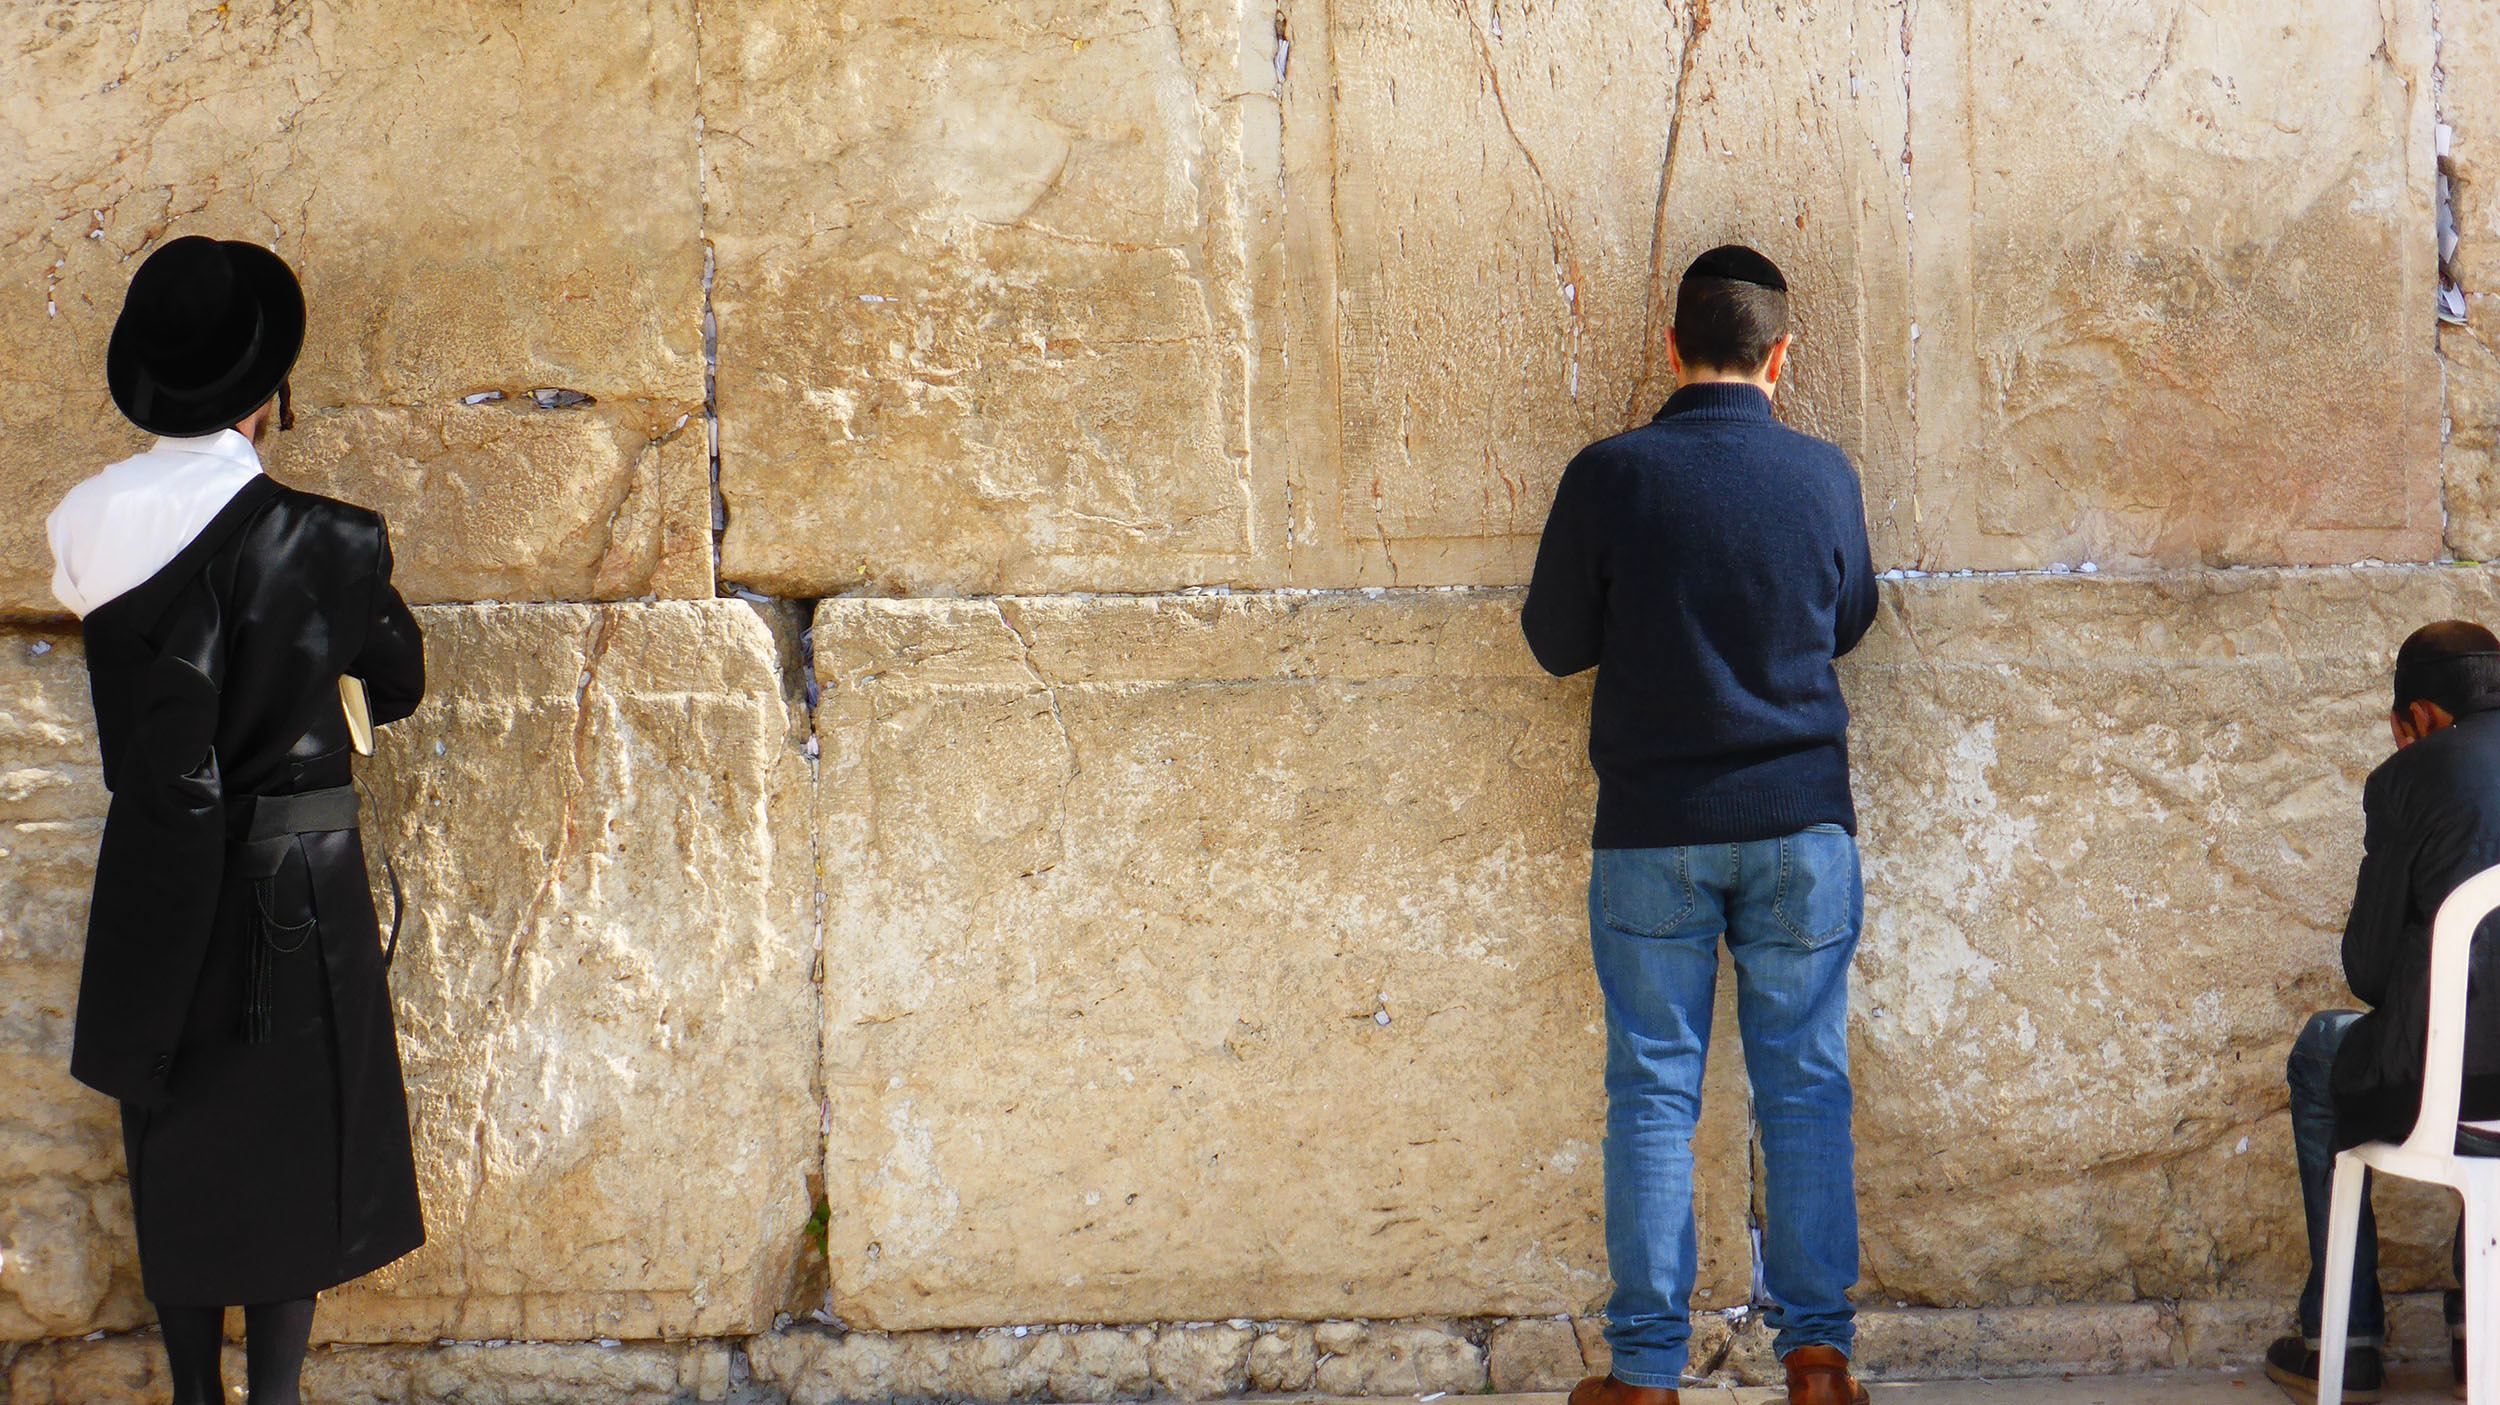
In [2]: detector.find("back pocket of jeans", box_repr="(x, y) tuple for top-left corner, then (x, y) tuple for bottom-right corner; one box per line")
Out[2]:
(1773, 828), (1860, 949)
(1597, 848), (1696, 937)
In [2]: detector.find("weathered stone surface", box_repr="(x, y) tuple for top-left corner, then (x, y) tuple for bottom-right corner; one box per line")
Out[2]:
(2449, 2), (2500, 299)
(1846, 569), (2489, 1306)
(317, 602), (816, 1342)
(2448, 312), (2500, 561)
(5, 1334), (737, 1405)
(0, 605), (815, 1345)
(0, 628), (144, 1343)
(705, 0), (1277, 598)
(1245, 1322), (1318, 1392)
(1275, 0), (1912, 585)
(1905, 0), (2441, 569)
(275, 404), (712, 605)
(1714, 1302), (2181, 1385)
(812, 573), (2495, 1330)
(1146, 1324), (1257, 1399)
(1312, 1320), (1485, 1397)
(1486, 1316), (1587, 1393)
(0, 2), (708, 616)
(815, 592), (1756, 1328)
(747, 1323), (1165, 1404)
(1273, 0), (1681, 586)
(2442, 0), (2500, 560)
(1572, 1315), (1613, 1380)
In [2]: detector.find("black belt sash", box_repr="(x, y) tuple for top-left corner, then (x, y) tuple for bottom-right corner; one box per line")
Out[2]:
(229, 785), (361, 842)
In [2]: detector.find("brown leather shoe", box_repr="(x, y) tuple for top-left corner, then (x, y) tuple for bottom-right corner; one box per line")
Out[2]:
(1569, 1373), (1680, 1405)
(1784, 1346), (1869, 1405)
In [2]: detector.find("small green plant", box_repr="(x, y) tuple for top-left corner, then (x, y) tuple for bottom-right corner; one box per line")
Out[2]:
(804, 1198), (831, 1259)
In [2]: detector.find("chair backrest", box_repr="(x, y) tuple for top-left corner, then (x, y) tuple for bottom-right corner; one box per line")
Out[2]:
(2402, 863), (2500, 1154)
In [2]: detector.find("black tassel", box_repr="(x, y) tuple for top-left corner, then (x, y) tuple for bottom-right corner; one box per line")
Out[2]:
(245, 918), (274, 1044)
(244, 876), (316, 1045)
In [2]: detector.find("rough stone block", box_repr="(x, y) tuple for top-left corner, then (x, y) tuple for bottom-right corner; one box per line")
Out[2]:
(747, 1323), (1191, 1404)
(1, 605), (815, 1345)
(1846, 569), (2494, 1307)
(1905, 0), (2441, 569)
(276, 403), (713, 605)
(1312, 1319), (1486, 1396)
(1246, 1322), (1319, 1392)
(0, 627), (142, 1342)
(1573, 1315), (1614, 1380)
(1274, 0), (1910, 585)
(0, 2), (707, 616)
(2447, 310), (2500, 561)
(1487, 1316), (1588, 1393)
(2448, 0), (2500, 296)
(2183, 1294), (2469, 1370)
(2444, 2), (2500, 560)
(1147, 1324), (1257, 1398)
(4, 1335), (737, 1405)
(310, 602), (816, 1342)
(814, 592), (1755, 1328)
(705, 0), (1277, 598)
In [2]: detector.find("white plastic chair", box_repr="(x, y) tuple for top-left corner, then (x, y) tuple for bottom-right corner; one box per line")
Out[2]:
(2320, 864), (2500, 1405)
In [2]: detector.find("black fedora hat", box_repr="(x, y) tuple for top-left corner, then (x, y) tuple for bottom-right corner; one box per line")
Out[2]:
(106, 235), (305, 437)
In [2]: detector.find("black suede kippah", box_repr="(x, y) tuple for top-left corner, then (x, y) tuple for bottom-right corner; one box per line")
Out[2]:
(2396, 650), (2500, 718)
(1683, 244), (1787, 292)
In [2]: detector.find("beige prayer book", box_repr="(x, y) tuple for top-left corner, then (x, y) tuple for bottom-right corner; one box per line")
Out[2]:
(339, 675), (375, 757)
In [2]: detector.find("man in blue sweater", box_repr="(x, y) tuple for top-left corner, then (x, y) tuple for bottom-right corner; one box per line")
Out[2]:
(1525, 245), (1879, 1405)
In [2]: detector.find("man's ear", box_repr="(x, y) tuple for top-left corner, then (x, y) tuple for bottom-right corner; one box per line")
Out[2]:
(1760, 335), (1792, 386)
(1665, 327), (1684, 379)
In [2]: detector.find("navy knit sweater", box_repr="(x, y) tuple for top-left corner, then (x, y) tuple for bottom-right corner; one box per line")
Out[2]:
(1522, 383), (1878, 848)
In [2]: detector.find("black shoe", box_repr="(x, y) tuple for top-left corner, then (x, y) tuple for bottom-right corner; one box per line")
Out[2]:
(2265, 1335), (2384, 1403)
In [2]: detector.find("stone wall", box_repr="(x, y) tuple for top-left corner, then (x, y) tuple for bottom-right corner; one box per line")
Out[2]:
(0, 0), (2490, 1400)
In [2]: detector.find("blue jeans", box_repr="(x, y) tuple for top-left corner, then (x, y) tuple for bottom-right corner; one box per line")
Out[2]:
(2289, 1010), (2466, 1342)
(1589, 827), (1863, 1388)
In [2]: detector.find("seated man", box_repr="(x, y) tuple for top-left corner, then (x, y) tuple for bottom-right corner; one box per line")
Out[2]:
(2268, 621), (2500, 1402)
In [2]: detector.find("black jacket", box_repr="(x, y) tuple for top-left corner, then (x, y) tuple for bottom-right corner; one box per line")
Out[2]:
(71, 473), (427, 1304)
(1521, 383), (1877, 847)
(2331, 709), (2500, 1146)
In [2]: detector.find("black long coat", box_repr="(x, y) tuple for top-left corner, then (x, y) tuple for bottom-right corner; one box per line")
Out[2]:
(71, 473), (427, 1305)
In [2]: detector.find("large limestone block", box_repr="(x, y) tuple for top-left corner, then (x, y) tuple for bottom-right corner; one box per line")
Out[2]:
(1846, 568), (2495, 1305)
(2442, 2), (2500, 559)
(1904, 0), (2441, 569)
(1274, 0), (1912, 585)
(0, 2), (708, 616)
(0, 604), (817, 1344)
(2449, 1), (2500, 298)
(2451, 311), (2500, 561)
(705, 0), (1279, 597)
(323, 601), (817, 1341)
(0, 628), (144, 1341)
(814, 591), (1754, 1328)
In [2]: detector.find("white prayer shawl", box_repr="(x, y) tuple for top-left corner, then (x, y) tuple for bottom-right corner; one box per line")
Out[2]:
(47, 430), (264, 618)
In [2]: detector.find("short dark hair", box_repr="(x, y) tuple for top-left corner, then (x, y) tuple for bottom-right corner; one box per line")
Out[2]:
(2395, 620), (2500, 716)
(1673, 246), (1790, 373)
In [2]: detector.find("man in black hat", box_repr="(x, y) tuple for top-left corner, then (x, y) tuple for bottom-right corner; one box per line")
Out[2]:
(2266, 621), (2500, 1403)
(46, 235), (427, 1405)
(1524, 245), (1878, 1405)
